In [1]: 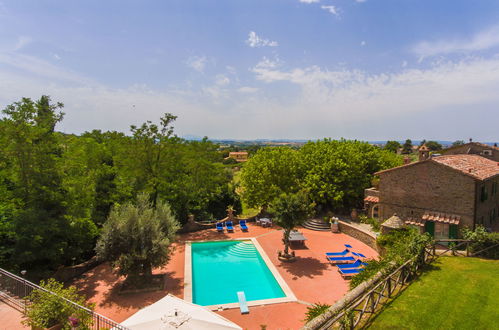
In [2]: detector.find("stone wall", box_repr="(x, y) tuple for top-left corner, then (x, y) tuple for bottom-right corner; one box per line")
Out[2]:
(476, 177), (499, 229)
(378, 161), (476, 229)
(338, 221), (379, 252)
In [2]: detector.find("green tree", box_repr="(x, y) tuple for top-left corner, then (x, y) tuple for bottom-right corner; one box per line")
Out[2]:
(128, 113), (178, 206)
(452, 140), (465, 147)
(383, 140), (401, 153)
(425, 140), (442, 151)
(1, 96), (73, 272)
(299, 139), (401, 211)
(401, 139), (413, 154)
(95, 193), (180, 284)
(271, 192), (312, 257)
(240, 147), (302, 210)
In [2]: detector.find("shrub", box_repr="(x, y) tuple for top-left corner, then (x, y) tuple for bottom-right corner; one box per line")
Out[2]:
(350, 227), (432, 288)
(304, 303), (332, 322)
(23, 278), (93, 329)
(462, 226), (499, 259)
(359, 214), (381, 232)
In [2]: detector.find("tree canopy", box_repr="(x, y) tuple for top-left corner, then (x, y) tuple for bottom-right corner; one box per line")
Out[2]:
(96, 193), (180, 283)
(240, 139), (402, 213)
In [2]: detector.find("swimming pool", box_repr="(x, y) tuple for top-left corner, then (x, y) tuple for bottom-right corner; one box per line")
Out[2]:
(189, 240), (288, 306)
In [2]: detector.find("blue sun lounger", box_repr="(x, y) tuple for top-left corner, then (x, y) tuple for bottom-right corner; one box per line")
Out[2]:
(216, 222), (224, 232)
(226, 220), (234, 232)
(325, 249), (350, 256)
(336, 259), (368, 269)
(326, 256), (355, 264)
(338, 267), (364, 278)
(351, 252), (367, 258)
(237, 291), (249, 314)
(239, 220), (248, 231)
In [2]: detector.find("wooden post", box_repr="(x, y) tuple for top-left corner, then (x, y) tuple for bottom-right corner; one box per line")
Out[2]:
(466, 241), (470, 257)
(387, 277), (392, 298)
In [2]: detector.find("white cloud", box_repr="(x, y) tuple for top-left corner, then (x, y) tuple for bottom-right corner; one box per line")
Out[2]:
(185, 56), (207, 72)
(237, 86), (258, 93)
(1, 48), (498, 141)
(0, 52), (93, 84)
(402, 60), (408, 68)
(321, 5), (340, 17)
(53, 53), (61, 60)
(251, 57), (499, 137)
(13, 36), (31, 51)
(412, 25), (499, 59)
(360, 41), (366, 46)
(299, 0), (320, 3)
(215, 74), (230, 86)
(246, 31), (278, 48)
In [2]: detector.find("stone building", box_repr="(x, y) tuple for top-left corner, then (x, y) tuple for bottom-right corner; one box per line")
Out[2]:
(227, 151), (248, 162)
(441, 142), (499, 161)
(364, 154), (499, 238)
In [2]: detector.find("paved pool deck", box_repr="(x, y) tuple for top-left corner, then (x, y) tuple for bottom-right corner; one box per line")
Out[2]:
(72, 224), (378, 329)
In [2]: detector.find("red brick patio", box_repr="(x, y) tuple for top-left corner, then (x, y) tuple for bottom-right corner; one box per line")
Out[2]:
(72, 224), (378, 329)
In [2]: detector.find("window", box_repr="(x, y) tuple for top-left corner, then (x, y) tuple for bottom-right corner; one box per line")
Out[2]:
(480, 186), (488, 202)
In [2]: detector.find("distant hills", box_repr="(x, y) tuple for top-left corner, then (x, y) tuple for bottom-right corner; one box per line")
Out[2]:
(182, 136), (498, 147)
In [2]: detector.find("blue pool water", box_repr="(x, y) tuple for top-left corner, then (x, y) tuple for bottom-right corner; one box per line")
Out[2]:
(191, 240), (286, 306)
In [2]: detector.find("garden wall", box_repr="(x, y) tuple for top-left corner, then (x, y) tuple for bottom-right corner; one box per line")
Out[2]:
(339, 221), (380, 252)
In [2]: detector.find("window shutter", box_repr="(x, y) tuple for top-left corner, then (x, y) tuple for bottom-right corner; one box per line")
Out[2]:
(424, 221), (435, 237)
(449, 224), (458, 239)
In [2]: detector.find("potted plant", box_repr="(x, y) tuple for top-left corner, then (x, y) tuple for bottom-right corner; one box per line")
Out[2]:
(330, 217), (340, 233)
(23, 279), (93, 330)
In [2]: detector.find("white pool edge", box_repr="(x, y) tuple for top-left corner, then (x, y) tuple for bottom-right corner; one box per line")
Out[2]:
(183, 237), (297, 310)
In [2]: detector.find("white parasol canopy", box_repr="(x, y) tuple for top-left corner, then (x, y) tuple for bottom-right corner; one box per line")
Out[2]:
(119, 294), (242, 330)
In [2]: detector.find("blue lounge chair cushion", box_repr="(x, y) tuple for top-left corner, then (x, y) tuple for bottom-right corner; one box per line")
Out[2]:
(226, 221), (234, 231)
(351, 252), (367, 258)
(327, 256), (355, 263)
(344, 244), (353, 248)
(338, 267), (364, 275)
(325, 249), (349, 256)
(237, 291), (249, 314)
(216, 223), (224, 232)
(239, 220), (248, 231)
(336, 259), (368, 269)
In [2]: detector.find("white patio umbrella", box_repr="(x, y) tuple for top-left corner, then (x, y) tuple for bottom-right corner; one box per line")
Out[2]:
(119, 294), (242, 330)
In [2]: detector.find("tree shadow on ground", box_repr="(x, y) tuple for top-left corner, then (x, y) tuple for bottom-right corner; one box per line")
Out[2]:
(279, 256), (329, 279)
(98, 271), (182, 309)
(74, 262), (120, 300)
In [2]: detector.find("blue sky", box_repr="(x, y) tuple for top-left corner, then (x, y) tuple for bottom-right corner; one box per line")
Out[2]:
(0, 0), (498, 141)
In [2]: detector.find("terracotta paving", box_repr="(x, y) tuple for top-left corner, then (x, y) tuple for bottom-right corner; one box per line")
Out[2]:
(69, 224), (378, 330)
(0, 301), (29, 330)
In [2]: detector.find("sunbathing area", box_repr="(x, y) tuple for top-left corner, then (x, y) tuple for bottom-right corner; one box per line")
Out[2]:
(73, 221), (378, 329)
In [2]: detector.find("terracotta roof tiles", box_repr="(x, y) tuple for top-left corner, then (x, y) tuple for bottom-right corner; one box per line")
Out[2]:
(431, 154), (499, 180)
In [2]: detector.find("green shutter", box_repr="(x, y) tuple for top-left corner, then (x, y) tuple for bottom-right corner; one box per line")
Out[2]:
(449, 224), (458, 239)
(425, 221), (435, 237)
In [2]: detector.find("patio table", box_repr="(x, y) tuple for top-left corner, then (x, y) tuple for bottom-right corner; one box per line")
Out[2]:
(260, 218), (272, 227)
(288, 230), (307, 245)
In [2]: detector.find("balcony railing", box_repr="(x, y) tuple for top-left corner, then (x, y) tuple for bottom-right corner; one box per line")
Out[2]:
(0, 267), (127, 330)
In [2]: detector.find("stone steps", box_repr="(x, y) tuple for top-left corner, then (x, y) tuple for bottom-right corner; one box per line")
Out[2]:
(302, 218), (331, 231)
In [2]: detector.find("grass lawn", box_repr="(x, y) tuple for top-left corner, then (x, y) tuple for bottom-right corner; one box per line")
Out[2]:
(368, 256), (499, 330)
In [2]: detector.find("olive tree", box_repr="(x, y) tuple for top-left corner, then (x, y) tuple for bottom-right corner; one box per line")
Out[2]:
(96, 193), (180, 284)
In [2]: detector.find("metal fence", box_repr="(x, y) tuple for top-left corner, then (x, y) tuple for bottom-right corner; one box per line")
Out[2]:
(0, 267), (128, 330)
